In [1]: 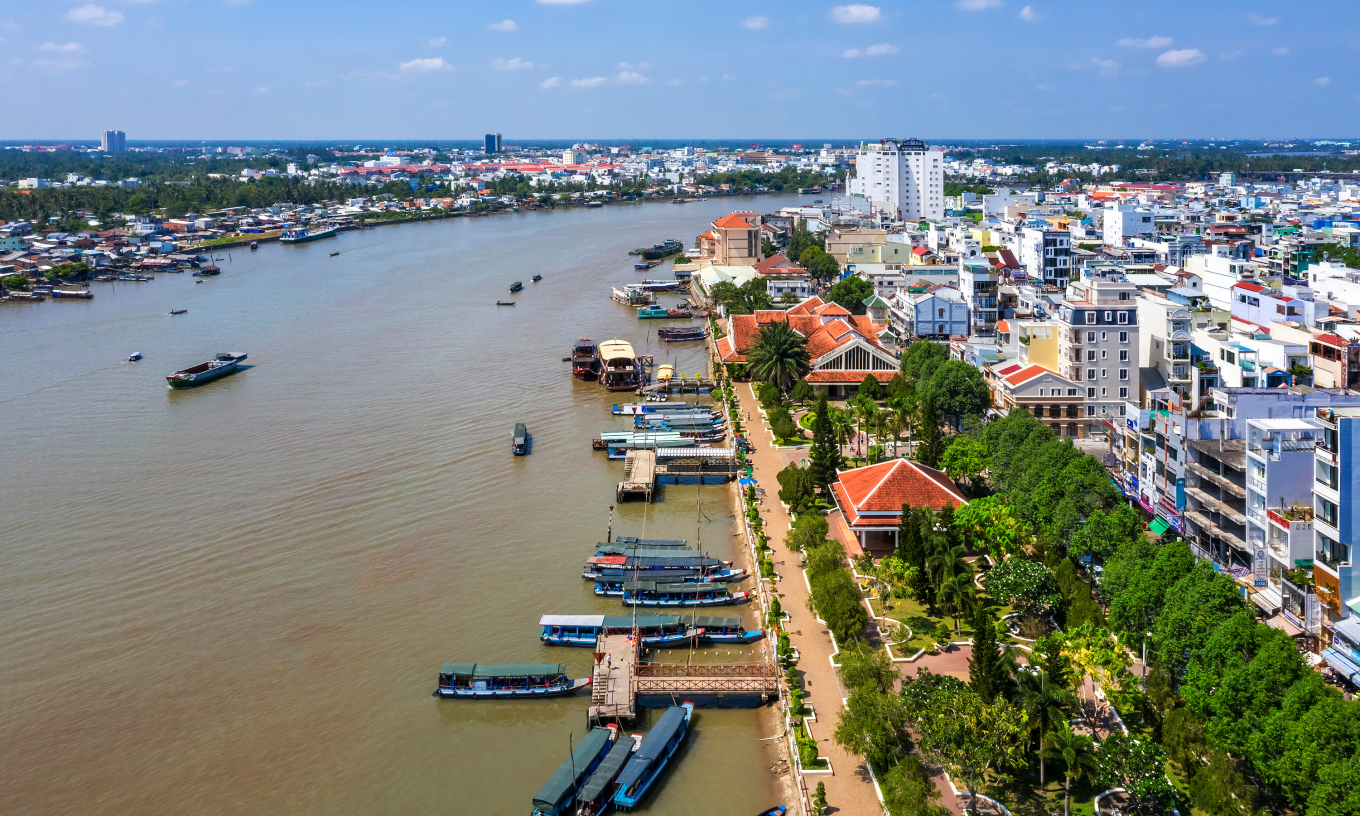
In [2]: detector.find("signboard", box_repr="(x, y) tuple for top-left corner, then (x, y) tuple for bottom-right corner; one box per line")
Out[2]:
(1306, 592), (1321, 634)
(1129, 475), (1139, 493)
(1254, 547), (1269, 587)
(1168, 514), (1183, 533)
(1127, 417), (1138, 432)
(1175, 477), (1186, 511)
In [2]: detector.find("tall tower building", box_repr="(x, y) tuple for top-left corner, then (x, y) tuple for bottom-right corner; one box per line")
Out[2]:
(846, 138), (944, 222)
(100, 130), (126, 152)
(484, 133), (501, 154)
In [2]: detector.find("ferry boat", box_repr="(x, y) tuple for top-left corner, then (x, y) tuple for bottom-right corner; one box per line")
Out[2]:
(657, 326), (706, 342)
(598, 339), (641, 392)
(640, 239), (684, 261)
(612, 704), (694, 810)
(571, 339), (600, 381)
(693, 616), (764, 643)
(279, 225), (338, 244)
(539, 615), (693, 648)
(50, 289), (93, 299)
(127, 352), (143, 362)
(620, 581), (748, 608)
(612, 287), (654, 307)
(636, 306), (670, 319)
(574, 730), (643, 816)
(510, 281), (524, 293)
(435, 663), (590, 699)
(166, 352), (247, 389)
(532, 725), (619, 816)
(513, 423), (529, 455)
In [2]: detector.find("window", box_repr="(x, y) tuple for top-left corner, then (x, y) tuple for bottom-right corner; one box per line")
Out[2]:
(1120, 387), (1129, 398)
(1102, 387), (1108, 396)
(1119, 331), (1129, 343)
(1087, 388), (1096, 399)
(1120, 369), (1129, 380)
(1101, 350), (1108, 360)
(1118, 312), (1129, 324)
(1119, 291), (1131, 301)
(1101, 332), (1108, 341)
(1086, 404), (1096, 414)
(1038, 389), (1045, 396)
(1105, 311), (1113, 322)
(1101, 369), (1108, 379)
(1087, 331), (1097, 342)
(1087, 368), (1096, 380)
(1068, 388), (1079, 396)
(1087, 350), (1097, 361)
(1085, 311), (1095, 324)
(1119, 350), (1129, 362)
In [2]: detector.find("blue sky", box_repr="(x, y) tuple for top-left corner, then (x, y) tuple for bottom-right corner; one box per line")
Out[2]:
(1, 0), (1356, 141)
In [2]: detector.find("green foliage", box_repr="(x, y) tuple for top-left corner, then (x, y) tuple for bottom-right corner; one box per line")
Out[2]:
(757, 381), (783, 408)
(813, 781), (828, 811)
(1151, 561), (1248, 678)
(1016, 668), (1077, 788)
(788, 511), (830, 553)
(789, 378), (814, 405)
(797, 724), (821, 768)
(1044, 721), (1100, 816)
(967, 604), (1011, 702)
(708, 277), (773, 314)
(919, 360), (989, 429)
(826, 274), (873, 314)
(2, 274), (27, 288)
(1097, 732), (1177, 815)
(932, 621), (952, 645)
(897, 504), (937, 610)
(768, 406), (799, 441)
(806, 397), (841, 495)
(747, 321), (811, 392)
(777, 464), (816, 514)
(858, 373), (884, 401)
(785, 224), (823, 270)
(914, 395), (944, 469)
(806, 540), (868, 643)
(952, 495), (1030, 560)
(1188, 748), (1258, 816)
(982, 557), (1061, 619)
(834, 646), (912, 769)
(1103, 538), (1195, 646)
(899, 339), (950, 383)
(1069, 504), (1144, 564)
(909, 680), (1029, 806)
(880, 754), (949, 816)
(940, 435), (987, 491)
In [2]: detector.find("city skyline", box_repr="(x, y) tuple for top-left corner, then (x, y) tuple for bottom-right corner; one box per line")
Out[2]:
(0, 0), (1356, 140)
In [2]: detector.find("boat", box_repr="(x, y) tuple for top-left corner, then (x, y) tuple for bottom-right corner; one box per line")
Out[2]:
(584, 553), (734, 580)
(636, 306), (670, 319)
(753, 808), (787, 816)
(620, 581), (747, 608)
(513, 423), (529, 455)
(656, 364), (674, 382)
(169, 309), (188, 315)
(666, 309), (693, 318)
(279, 225), (338, 244)
(434, 663), (590, 699)
(329, 252), (339, 257)
(165, 352), (247, 389)
(127, 352), (143, 362)
(657, 326), (705, 342)
(250, 241), (258, 250)
(612, 704), (694, 810)
(497, 300), (516, 306)
(595, 540), (690, 554)
(50, 289), (93, 299)
(693, 616), (764, 643)
(572, 339), (601, 381)
(612, 286), (654, 307)
(639, 239), (684, 261)
(531, 725), (619, 816)
(192, 265), (220, 277)
(598, 339), (641, 392)
(539, 615), (694, 648)
(611, 403), (714, 416)
(574, 730), (643, 816)
(634, 260), (661, 270)
(533, 274), (543, 282)
(510, 281), (524, 293)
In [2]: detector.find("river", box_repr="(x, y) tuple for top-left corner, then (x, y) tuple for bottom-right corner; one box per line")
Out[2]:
(0, 195), (805, 816)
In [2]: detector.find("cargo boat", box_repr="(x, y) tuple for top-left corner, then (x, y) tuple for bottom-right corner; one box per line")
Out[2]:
(640, 239), (684, 260)
(50, 289), (93, 299)
(435, 663), (590, 699)
(166, 352), (247, 389)
(571, 339), (600, 381)
(657, 326), (706, 342)
(279, 226), (338, 244)
(612, 704), (694, 810)
(598, 339), (641, 392)
(531, 725), (619, 816)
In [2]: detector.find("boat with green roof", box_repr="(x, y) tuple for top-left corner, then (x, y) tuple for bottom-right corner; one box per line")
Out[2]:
(434, 663), (590, 699)
(531, 725), (619, 816)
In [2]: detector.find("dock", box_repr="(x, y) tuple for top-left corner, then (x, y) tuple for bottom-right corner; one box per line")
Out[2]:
(617, 448), (740, 502)
(617, 450), (657, 502)
(638, 377), (718, 396)
(587, 633), (779, 728)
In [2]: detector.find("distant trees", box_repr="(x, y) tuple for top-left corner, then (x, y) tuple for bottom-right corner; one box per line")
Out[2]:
(826, 274), (873, 314)
(708, 278), (773, 314)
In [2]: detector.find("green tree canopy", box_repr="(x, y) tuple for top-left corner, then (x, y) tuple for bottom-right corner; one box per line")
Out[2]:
(982, 557), (1061, 620)
(826, 274), (874, 314)
(920, 360), (990, 430)
(746, 321), (811, 393)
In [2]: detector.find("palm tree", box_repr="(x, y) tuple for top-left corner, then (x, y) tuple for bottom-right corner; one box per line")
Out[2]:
(746, 322), (810, 393)
(938, 572), (977, 632)
(830, 406), (855, 460)
(1017, 669), (1077, 788)
(1044, 721), (1099, 816)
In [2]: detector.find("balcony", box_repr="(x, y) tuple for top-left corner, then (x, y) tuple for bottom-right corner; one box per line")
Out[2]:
(1170, 347), (1190, 360)
(1315, 547), (1350, 572)
(1249, 438), (1318, 461)
(1170, 365), (1190, 381)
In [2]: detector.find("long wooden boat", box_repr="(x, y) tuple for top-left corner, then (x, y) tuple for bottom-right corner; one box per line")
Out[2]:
(599, 537), (689, 550)
(594, 572), (740, 596)
(434, 663), (590, 699)
(539, 615), (693, 648)
(583, 553), (733, 580)
(166, 352), (247, 389)
(531, 725), (618, 816)
(658, 327), (706, 342)
(611, 402), (714, 416)
(620, 581), (748, 608)
(572, 338), (601, 381)
(575, 731), (643, 816)
(691, 616), (764, 643)
(513, 423), (529, 456)
(612, 704), (693, 810)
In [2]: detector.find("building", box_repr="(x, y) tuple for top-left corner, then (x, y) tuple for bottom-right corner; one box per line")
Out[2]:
(959, 260), (1001, 337)
(484, 133), (502, 154)
(887, 287), (968, 341)
(830, 459), (967, 555)
(752, 253), (813, 301)
(845, 138), (945, 222)
(1103, 204), (1155, 247)
(1018, 227), (1072, 288)
(1056, 275), (1140, 427)
(1313, 407), (1360, 652)
(988, 362), (1086, 438)
(562, 149), (585, 165)
(706, 213), (764, 266)
(1137, 292), (1194, 400)
(100, 130), (126, 153)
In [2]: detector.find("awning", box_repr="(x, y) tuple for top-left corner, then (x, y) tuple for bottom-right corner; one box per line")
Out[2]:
(1321, 647), (1360, 685)
(1332, 615), (1360, 649)
(1251, 586), (1283, 615)
(1149, 517), (1172, 536)
(1266, 613), (1303, 638)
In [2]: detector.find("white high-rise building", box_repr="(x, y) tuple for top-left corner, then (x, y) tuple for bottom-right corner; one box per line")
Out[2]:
(846, 138), (944, 222)
(100, 130), (126, 152)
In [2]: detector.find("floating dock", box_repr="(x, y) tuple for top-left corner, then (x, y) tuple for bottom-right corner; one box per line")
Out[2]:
(617, 448), (740, 502)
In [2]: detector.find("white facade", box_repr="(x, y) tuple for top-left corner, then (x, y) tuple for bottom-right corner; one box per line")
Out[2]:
(1018, 227), (1072, 288)
(1104, 204), (1156, 246)
(846, 139), (944, 222)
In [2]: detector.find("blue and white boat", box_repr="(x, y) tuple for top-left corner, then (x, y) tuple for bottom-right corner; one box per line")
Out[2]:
(612, 704), (694, 811)
(539, 615), (694, 648)
(621, 581), (748, 608)
(575, 731), (643, 816)
(596, 538), (689, 554)
(434, 663), (591, 699)
(583, 553), (734, 581)
(531, 725), (619, 816)
(692, 616), (764, 644)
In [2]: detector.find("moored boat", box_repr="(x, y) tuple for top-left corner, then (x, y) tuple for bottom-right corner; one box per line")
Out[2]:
(583, 553), (734, 580)
(612, 704), (694, 810)
(598, 339), (641, 392)
(165, 352), (247, 389)
(435, 663), (590, 699)
(279, 225), (338, 244)
(539, 615), (693, 648)
(636, 306), (671, 319)
(620, 581), (748, 607)
(510, 281), (524, 293)
(50, 289), (93, 299)
(572, 339), (601, 381)
(656, 364), (674, 381)
(574, 731), (642, 816)
(657, 326), (706, 342)
(639, 239), (683, 261)
(127, 352), (143, 362)
(513, 423), (529, 455)
(532, 725), (618, 816)
(693, 616), (764, 643)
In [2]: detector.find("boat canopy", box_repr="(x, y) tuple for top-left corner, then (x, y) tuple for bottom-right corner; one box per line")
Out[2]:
(440, 663), (565, 678)
(532, 726), (615, 810)
(539, 615), (684, 629)
(578, 737), (635, 803)
(624, 581), (728, 594)
(614, 706), (689, 790)
(601, 615), (684, 628)
(688, 617), (742, 629)
(540, 615), (606, 628)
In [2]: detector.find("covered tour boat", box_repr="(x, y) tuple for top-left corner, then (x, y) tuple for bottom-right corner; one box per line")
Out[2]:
(531, 725), (618, 816)
(692, 616), (764, 643)
(571, 339), (601, 381)
(620, 581), (748, 608)
(513, 423), (529, 456)
(539, 615), (693, 648)
(612, 704), (694, 810)
(574, 730), (642, 816)
(434, 663), (590, 699)
(598, 339), (641, 392)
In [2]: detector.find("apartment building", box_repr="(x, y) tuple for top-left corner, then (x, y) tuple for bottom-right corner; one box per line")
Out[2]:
(1313, 407), (1360, 658)
(1137, 293), (1194, 400)
(1186, 245), (1266, 311)
(887, 287), (968, 341)
(1018, 227), (1072, 288)
(1056, 276), (1140, 429)
(959, 260), (1000, 337)
(845, 138), (945, 222)
(1103, 204), (1155, 246)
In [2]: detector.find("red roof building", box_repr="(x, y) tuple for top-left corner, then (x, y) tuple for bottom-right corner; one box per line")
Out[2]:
(831, 459), (968, 553)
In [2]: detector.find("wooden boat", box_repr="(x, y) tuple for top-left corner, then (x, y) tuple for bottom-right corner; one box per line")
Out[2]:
(583, 553), (733, 580)
(531, 725), (618, 816)
(657, 364), (674, 381)
(657, 326), (705, 342)
(595, 539), (691, 555)
(166, 352), (247, 389)
(572, 338), (601, 381)
(612, 704), (694, 810)
(434, 663), (590, 699)
(753, 808), (787, 816)
(169, 309), (188, 315)
(539, 615), (693, 648)
(497, 300), (516, 306)
(575, 731), (643, 816)
(329, 252), (339, 257)
(611, 402), (713, 416)
(513, 423), (529, 456)
(510, 281), (524, 293)
(50, 289), (93, 299)
(598, 339), (641, 392)
(127, 352), (143, 362)
(693, 616), (764, 643)
(533, 274), (543, 282)
(621, 581), (746, 608)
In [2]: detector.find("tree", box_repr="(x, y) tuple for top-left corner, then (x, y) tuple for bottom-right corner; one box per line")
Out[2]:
(806, 397), (841, 495)
(1151, 562), (1248, 679)
(1070, 505), (1144, 565)
(920, 360), (990, 431)
(859, 373), (884, 401)
(787, 510), (830, 552)
(834, 647), (911, 769)
(1097, 733), (1177, 815)
(768, 406), (799, 441)
(826, 274), (873, 314)
(1063, 621), (1135, 708)
(898, 504), (936, 609)
(1016, 669), (1076, 787)
(913, 684), (1029, 809)
(746, 321), (811, 393)
(789, 378), (814, 405)
(1189, 749), (1259, 816)
(914, 395), (945, 468)
(941, 435), (988, 494)
(777, 463), (816, 514)
(899, 339), (949, 384)
(1044, 721), (1099, 816)
(885, 372), (913, 402)
(982, 557), (1061, 620)
(881, 755), (950, 816)
(968, 604), (1011, 701)
(952, 496), (1031, 560)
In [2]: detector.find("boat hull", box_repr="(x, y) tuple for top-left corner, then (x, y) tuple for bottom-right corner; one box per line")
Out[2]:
(622, 594), (746, 608)
(279, 227), (337, 244)
(435, 677), (591, 699)
(166, 362), (241, 389)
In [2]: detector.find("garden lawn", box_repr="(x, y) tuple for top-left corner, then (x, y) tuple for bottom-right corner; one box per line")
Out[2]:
(993, 767), (1101, 816)
(871, 594), (1019, 657)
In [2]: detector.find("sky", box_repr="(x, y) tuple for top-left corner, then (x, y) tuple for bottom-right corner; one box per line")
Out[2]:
(1, 0), (1357, 142)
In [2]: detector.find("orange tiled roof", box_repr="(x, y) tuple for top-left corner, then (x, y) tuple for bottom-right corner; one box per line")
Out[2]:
(812, 302), (852, 317)
(806, 370), (896, 384)
(832, 459), (966, 527)
(785, 296), (826, 316)
(713, 213), (756, 229)
(1004, 364), (1051, 386)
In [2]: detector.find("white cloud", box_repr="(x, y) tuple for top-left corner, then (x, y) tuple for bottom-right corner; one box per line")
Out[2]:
(1219, 49), (1244, 62)
(1247, 13), (1276, 25)
(842, 48), (862, 58)
(956, 0), (1002, 9)
(426, 37), (446, 47)
(66, 4), (123, 26)
(1155, 48), (1204, 67)
(399, 57), (452, 72)
(1315, 76), (1331, 86)
(831, 4), (881, 23)
(616, 70), (648, 84)
(1018, 5), (1038, 20)
(30, 58), (82, 72)
(539, 76), (561, 89)
(35, 42), (84, 53)
(1118, 35), (1171, 49)
(1271, 47), (1289, 56)
(666, 78), (684, 86)
(571, 76), (606, 87)
(843, 43), (897, 58)
(856, 78), (897, 86)
(488, 19), (518, 32)
(928, 93), (947, 99)
(743, 15), (768, 29)
(618, 62), (650, 70)
(493, 57), (534, 70)
(253, 87), (270, 95)
(1035, 82), (1055, 91)
(721, 73), (734, 81)
(1069, 57), (1120, 77)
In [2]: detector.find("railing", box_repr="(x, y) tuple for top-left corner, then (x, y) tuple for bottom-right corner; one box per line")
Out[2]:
(1316, 549), (1349, 571)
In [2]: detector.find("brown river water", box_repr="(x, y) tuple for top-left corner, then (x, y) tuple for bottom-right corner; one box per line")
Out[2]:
(0, 195), (807, 816)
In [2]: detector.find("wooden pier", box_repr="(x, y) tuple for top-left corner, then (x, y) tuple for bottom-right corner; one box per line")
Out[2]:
(587, 634), (779, 728)
(638, 377), (718, 396)
(617, 450), (657, 502)
(617, 448), (740, 502)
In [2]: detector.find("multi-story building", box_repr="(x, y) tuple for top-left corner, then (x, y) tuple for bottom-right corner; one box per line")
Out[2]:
(484, 133), (502, 154)
(562, 149), (585, 165)
(1186, 245), (1266, 311)
(1137, 292), (1194, 400)
(886, 287), (968, 341)
(1103, 204), (1155, 247)
(959, 260), (1000, 337)
(845, 138), (945, 222)
(100, 130), (126, 152)
(1056, 275), (1140, 430)
(1018, 227), (1072, 288)
(1313, 407), (1360, 656)
(1243, 418), (1320, 638)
